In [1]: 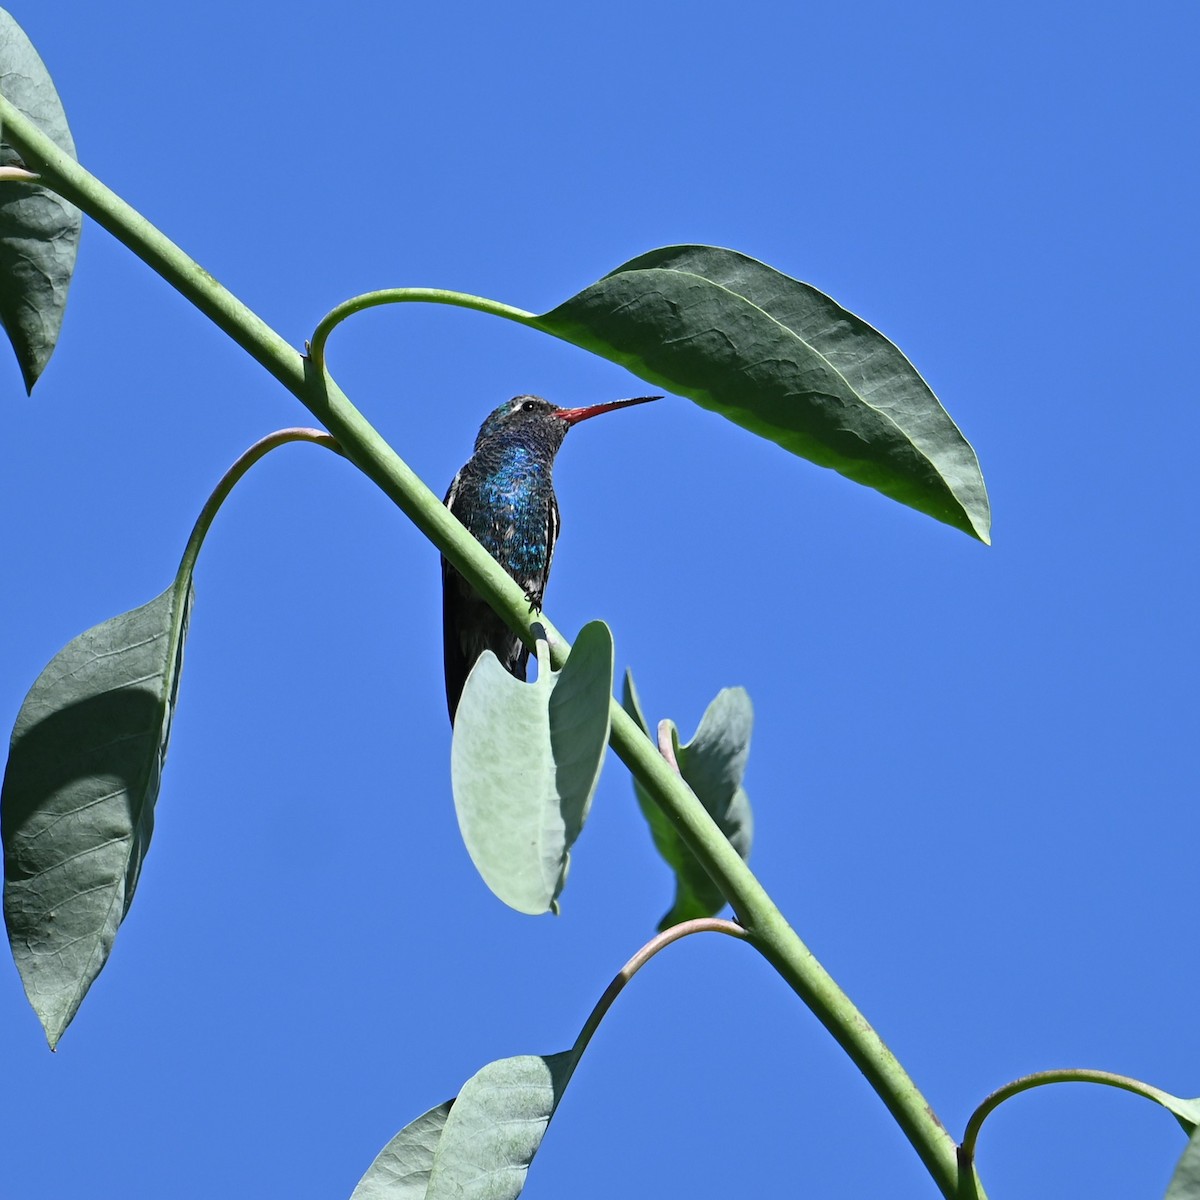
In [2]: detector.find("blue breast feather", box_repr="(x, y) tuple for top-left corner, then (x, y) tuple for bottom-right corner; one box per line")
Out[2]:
(472, 448), (551, 577)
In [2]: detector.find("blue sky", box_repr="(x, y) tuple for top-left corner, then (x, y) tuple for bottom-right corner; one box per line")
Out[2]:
(2, 3), (1197, 1197)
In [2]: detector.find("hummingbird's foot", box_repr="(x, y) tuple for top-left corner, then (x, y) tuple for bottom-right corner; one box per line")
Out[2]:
(524, 589), (544, 614)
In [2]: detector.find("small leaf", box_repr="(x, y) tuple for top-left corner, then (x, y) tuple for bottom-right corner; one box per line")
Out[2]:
(425, 1053), (575, 1200)
(451, 622), (614, 915)
(1166, 1125), (1200, 1200)
(356, 1053), (576, 1200)
(2, 583), (191, 1046)
(623, 671), (753, 931)
(350, 1101), (454, 1200)
(0, 9), (82, 392)
(535, 244), (989, 542)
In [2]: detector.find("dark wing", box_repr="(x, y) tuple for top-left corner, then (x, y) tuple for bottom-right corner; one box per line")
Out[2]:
(442, 561), (471, 723)
(526, 491), (560, 612)
(442, 469), (471, 722)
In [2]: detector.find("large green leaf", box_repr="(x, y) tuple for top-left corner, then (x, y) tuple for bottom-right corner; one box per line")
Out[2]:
(0, 8), (81, 392)
(535, 245), (989, 542)
(2, 584), (191, 1046)
(451, 623), (613, 915)
(1167, 1126), (1200, 1200)
(353, 1054), (576, 1200)
(623, 671), (753, 931)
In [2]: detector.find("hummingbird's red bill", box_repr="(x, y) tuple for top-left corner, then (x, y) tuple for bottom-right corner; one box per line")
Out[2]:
(554, 395), (661, 425)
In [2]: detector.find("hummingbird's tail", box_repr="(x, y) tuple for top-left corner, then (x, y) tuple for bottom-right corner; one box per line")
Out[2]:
(442, 561), (530, 722)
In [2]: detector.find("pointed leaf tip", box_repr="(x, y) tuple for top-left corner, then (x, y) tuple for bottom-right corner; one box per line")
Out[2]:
(538, 245), (990, 541)
(0, 10), (82, 391)
(2, 584), (191, 1045)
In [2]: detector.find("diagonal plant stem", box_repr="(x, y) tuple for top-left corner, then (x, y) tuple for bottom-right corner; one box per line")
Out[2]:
(0, 93), (980, 1200)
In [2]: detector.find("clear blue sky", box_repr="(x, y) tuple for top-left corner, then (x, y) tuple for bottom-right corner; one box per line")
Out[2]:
(2, 3), (1197, 1197)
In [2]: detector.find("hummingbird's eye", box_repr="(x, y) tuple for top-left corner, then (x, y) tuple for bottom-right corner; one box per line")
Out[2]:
(522, 400), (536, 412)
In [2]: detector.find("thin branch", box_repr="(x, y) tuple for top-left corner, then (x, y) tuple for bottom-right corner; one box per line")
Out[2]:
(959, 1068), (1196, 1181)
(572, 918), (748, 1060)
(308, 287), (535, 378)
(175, 427), (342, 589)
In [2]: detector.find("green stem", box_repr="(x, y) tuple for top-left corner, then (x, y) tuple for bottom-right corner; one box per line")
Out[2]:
(308, 287), (535, 375)
(959, 1068), (1194, 1186)
(0, 94), (977, 1200)
(174, 427), (341, 591)
(571, 918), (747, 1060)
(165, 427), (342, 710)
(609, 703), (974, 1195)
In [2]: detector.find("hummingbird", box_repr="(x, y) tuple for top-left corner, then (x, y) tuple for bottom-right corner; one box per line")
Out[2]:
(442, 393), (659, 722)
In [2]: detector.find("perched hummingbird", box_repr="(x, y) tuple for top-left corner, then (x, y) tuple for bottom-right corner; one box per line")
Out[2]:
(442, 393), (659, 722)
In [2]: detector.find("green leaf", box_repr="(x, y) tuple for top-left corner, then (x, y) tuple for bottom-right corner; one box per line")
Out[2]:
(1153, 1093), (1200, 1137)
(0, 8), (81, 392)
(426, 1053), (575, 1200)
(1166, 1125), (1200, 1200)
(356, 1053), (575, 1200)
(451, 623), (614, 915)
(350, 1101), (454, 1200)
(535, 244), (989, 542)
(623, 670), (753, 930)
(2, 583), (191, 1046)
